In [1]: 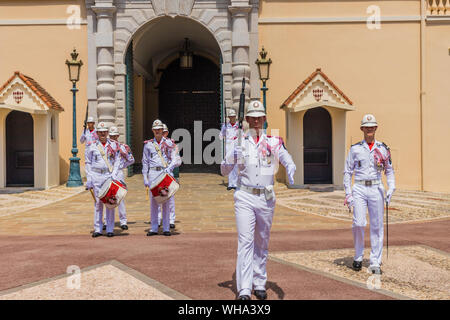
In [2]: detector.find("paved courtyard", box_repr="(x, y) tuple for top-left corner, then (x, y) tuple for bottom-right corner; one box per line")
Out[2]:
(0, 173), (448, 300)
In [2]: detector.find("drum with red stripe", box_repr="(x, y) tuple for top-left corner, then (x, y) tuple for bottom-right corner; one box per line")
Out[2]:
(98, 178), (128, 209)
(150, 172), (179, 204)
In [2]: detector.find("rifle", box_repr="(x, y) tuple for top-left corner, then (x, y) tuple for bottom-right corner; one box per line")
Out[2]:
(83, 103), (88, 133)
(237, 76), (246, 166)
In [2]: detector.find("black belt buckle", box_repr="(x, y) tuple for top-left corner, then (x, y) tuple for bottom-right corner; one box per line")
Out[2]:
(365, 181), (372, 186)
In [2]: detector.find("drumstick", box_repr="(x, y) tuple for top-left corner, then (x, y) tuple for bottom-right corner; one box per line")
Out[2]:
(88, 188), (96, 201)
(145, 187), (149, 200)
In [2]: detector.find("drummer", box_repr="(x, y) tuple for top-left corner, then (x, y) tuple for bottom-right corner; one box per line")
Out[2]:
(156, 123), (179, 229)
(142, 120), (181, 236)
(85, 122), (121, 238)
(108, 126), (135, 230)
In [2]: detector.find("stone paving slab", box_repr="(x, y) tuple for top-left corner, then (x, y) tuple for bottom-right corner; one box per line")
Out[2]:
(0, 185), (85, 218)
(0, 174), (349, 235)
(0, 260), (189, 300)
(0, 173), (449, 236)
(270, 245), (450, 300)
(275, 185), (450, 223)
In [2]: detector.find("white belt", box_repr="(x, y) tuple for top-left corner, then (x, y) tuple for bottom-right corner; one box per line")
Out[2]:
(238, 184), (265, 196)
(355, 179), (381, 186)
(149, 167), (164, 172)
(92, 168), (109, 174)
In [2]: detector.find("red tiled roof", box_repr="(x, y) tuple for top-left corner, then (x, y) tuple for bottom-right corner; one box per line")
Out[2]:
(280, 68), (353, 108)
(0, 71), (64, 111)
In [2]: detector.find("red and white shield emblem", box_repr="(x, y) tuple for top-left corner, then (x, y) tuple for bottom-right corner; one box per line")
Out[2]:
(313, 89), (323, 102)
(13, 90), (23, 104)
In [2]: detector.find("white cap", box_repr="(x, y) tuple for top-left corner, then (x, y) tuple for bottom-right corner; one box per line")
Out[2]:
(152, 119), (164, 129)
(163, 124), (169, 132)
(109, 126), (119, 136)
(227, 109), (236, 117)
(96, 122), (108, 132)
(246, 100), (266, 117)
(361, 114), (378, 127)
(86, 116), (95, 123)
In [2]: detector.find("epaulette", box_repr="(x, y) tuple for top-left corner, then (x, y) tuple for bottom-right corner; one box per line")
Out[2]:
(381, 142), (390, 150)
(143, 139), (153, 144)
(351, 141), (363, 147)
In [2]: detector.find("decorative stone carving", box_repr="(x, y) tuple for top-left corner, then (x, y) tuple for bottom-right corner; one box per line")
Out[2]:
(151, 0), (195, 17)
(92, 2), (116, 127)
(229, 5), (252, 111)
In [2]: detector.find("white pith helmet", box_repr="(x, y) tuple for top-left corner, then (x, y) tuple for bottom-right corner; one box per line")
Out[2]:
(96, 122), (108, 132)
(361, 114), (378, 127)
(152, 119), (164, 130)
(109, 126), (119, 136)
(246, 100), (266, 117)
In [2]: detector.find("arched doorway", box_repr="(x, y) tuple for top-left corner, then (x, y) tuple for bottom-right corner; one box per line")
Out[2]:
(303, 107), (332, 184)
(6, 111), (34, 186)
(158, 55), (220, 173)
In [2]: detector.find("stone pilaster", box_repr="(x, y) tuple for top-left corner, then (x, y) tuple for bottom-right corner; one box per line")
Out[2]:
(228, 4), (251, 112)
(92, 1), (116, 127)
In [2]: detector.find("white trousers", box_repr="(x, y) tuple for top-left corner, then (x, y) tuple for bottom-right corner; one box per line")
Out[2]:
(117, 200), (127, 226)
(91, 172), (115, 233)
(352, 183), (385, 268)
(94, 200), (115, 233)
(234, 189), (276, 297)
(158, 196), (175, 224)
(228, 165), (238, 188)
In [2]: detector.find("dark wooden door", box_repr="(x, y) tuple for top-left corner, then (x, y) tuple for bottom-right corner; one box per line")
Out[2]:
(159, 55), (220, 173)
(303, 107), (332, 184)
(6, 111), (34, 186)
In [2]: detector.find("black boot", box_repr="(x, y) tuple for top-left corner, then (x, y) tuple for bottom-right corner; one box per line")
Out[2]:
(352, 260), (362, 271)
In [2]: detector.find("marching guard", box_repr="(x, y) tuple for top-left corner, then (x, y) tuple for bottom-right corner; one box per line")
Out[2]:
(142, 120), (181, 236)
(221, 100), (296, 300)
(80, 116), (98, 144)
(156, 123), (178, 229)
(220, 109), (239, 190)
(85, 122), (121, 238)
(108, 126), (135, 230)
(343, 114), (395, 274)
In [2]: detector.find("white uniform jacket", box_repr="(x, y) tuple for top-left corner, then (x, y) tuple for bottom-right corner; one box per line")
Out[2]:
(141, 137), (181, 186)
(221, 133), (296, 189)
(80, 128), (98, 144)
(115, 142), (135, 182)
(343, 140), (395, 195)
(220, 122), (239, 142)
(84, 139), (121, 194)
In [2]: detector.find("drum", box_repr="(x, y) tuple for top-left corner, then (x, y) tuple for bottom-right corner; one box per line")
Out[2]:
(98, 178), (128, 209)
(150, 172), (179, 204)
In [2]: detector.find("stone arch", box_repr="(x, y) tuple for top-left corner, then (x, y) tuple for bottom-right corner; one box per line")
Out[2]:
(112, 8), (233, 138)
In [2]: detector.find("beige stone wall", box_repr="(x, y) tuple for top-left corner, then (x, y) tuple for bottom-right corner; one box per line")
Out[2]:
(0, 0), (88, 184)
(423, 23), (450, 192)
(1, 0), (448, 192)
(259, 0), (428, 191)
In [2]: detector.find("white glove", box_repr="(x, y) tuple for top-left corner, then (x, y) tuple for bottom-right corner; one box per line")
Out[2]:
(345, 194), (354, 209)
(386, 189), (394, 204)
(288, 174), (294, 185)
(86, 179), (93, 190)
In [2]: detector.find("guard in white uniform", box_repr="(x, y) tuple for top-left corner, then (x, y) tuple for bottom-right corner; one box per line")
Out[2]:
(142, 120), (181, 236)
(80, 116), (98, 144)
(220, 109), (239, 190)
(221, 101), (296, 300)
(85, 122), (121, 238)
(156, 123), (178, 229)
(109, 126), (135, 230)
(343, 114), (395, 274)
